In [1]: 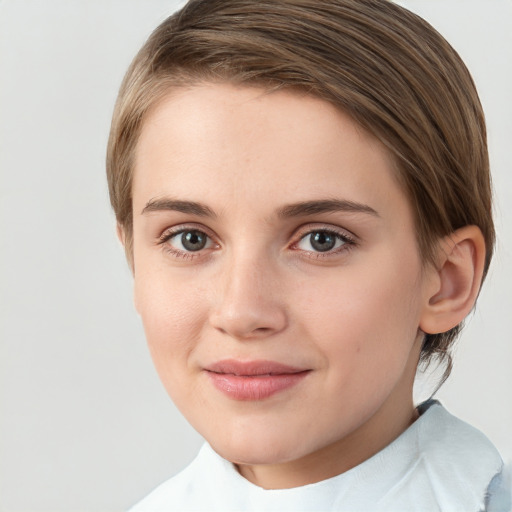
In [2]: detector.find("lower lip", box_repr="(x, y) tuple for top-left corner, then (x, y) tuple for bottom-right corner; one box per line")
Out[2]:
(206, 371), (310, 401)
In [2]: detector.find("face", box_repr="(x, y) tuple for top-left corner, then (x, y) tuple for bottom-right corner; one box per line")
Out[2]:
(131, 83), (437, 485)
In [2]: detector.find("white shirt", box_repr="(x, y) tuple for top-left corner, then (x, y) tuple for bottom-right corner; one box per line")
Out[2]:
(130, 400), (506, 511)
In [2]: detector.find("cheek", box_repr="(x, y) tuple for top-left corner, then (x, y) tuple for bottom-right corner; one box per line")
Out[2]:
(291, 258), (423, 370)
(133, 268), (207, 378)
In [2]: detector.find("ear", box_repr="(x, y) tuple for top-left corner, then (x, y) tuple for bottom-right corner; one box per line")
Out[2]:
(116, 222), (126, 246)
(420, 225), (486, 335)
(116, 223), (137, 312)
(116, 222), (135, 282)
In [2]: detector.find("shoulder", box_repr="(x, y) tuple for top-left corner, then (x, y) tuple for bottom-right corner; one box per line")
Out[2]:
(128, 444), (217, 512)
(127, 403), (507, 512)
(402, 400), (504, 510)
(417, 400), (502, 474)
(347, 400), (505, 511)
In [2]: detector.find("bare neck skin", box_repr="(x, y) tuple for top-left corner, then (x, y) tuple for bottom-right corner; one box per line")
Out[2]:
(236, 334), (422, 489)
(130, 84), (475, 493)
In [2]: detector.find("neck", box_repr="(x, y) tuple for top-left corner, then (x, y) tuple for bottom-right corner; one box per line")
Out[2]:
(237, 397), (418, 489)
(236, 336), (423, 489)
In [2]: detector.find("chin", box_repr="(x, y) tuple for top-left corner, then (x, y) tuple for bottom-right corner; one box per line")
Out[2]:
(208, 423), (329, 467)
(207, 427), (304, 466)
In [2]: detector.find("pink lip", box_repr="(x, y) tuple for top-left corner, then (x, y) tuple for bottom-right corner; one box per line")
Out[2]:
(204, 359), (310, 401)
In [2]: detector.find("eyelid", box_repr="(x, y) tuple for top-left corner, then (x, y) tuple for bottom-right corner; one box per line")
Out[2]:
(157, 223), (220, 260)
(289, 223), (358, 256)
(292, 223), (357, 244)
(155, 222), (357, 260)
(157, 222), (217, 243)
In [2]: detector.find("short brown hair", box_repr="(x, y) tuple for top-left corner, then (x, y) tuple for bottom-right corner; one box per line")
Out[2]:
(106, 0), (494, 377)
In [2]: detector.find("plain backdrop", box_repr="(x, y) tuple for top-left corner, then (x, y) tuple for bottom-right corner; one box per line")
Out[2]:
(0, 1), (510, 511)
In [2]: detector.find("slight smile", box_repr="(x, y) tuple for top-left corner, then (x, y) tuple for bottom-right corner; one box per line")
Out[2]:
(204, 360), (311, 401)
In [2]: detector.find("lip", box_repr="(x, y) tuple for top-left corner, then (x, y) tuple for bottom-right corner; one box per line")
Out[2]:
(204, 359), (310, 401)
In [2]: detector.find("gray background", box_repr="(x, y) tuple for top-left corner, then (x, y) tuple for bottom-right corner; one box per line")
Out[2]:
(0, 1), (510, 510)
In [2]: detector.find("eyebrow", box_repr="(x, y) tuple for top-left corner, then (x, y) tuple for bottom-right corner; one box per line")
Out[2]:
(277, 199), (379, 219)
(141, 197), (379, 219)
(141, 198), (216, 217)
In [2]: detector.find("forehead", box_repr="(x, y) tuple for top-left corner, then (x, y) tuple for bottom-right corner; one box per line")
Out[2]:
(132, 83), (408, 220)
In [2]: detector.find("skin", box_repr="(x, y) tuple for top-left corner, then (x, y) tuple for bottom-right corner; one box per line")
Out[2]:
(129, 83), (449, 489)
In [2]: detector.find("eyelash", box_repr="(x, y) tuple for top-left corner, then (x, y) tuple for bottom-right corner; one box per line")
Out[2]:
(157, 224), (357, 260)
(157, 225), (217, 260)
(291, 227), (356, 259)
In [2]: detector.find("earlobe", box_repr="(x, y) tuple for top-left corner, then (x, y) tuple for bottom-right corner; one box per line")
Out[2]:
(116, 223), (138, 311)
(420, 225), (486, 335)
(116, 222), (126, 246)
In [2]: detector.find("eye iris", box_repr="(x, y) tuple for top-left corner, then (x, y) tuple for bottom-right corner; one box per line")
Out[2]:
(181, 231), (207, 251)
(310, 231), (336, 252)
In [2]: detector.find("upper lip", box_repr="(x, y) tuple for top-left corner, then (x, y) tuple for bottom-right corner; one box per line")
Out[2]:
(204, 359), (309, 376)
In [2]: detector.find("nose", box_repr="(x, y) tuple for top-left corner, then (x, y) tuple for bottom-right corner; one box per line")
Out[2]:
(209, 255), (288, 340)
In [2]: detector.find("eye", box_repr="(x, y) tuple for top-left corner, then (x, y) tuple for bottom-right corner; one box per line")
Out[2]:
(164, 229), (213, 252)
(296, 230), (350, 253)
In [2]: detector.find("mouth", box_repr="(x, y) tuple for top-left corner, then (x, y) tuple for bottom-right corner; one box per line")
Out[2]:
(204, 359), (311, 401)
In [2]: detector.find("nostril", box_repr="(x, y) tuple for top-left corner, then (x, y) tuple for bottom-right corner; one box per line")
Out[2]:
(208, 282), (288, 339)
(210, 313), (287, 340)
